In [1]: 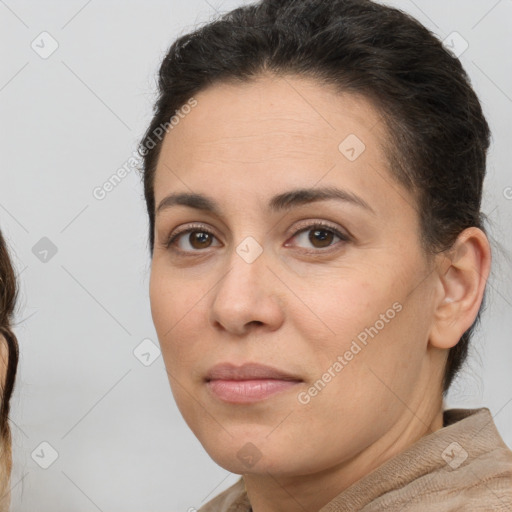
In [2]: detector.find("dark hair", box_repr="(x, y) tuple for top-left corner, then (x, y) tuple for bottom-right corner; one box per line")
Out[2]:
(139, 0), (491, 393)
(0, 229), (19, 484)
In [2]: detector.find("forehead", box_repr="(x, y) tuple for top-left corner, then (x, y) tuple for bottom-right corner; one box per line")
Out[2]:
(153, 74), (412, 221)
(161, 74), (385, 158)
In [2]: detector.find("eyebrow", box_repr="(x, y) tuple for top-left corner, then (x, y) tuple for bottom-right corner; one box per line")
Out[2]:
(155, 186), (375, 216)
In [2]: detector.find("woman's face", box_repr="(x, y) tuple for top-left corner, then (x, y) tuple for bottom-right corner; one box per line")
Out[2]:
(149, 75), (446, 478)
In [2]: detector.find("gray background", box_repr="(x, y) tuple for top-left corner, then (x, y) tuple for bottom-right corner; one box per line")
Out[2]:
(1, 0), (511, 510)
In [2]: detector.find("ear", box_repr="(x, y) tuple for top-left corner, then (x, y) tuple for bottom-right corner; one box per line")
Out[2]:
(429, 227), (491, 350)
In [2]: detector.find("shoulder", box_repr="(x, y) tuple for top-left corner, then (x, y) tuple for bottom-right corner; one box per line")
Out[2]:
(448, 414), (512, 511)
(321, 407), (512, 512)
(398, 407), (512, 511)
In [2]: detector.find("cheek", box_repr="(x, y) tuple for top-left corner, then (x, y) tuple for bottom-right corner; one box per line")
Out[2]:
(299, 277), (379, 347)
(149, 272), (171, 335)
(149, 267), (207, 368)
(149, 277), (206, 425)
(149, 264), (197, 332)
(305, 273), (418, 376)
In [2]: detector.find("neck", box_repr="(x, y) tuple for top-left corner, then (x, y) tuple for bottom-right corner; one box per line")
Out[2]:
(243, 395), (444, 512)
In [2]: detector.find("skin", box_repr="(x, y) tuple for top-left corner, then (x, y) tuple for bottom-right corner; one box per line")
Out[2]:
(149, 74), (491, 512)
(0, 335), (11, 511)
(0, 337), (7, 384)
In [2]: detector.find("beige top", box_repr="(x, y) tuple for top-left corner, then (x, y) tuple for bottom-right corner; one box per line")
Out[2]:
(198, 407), (512, 511)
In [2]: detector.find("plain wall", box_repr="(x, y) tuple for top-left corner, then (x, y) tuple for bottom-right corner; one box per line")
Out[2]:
(1, 0), (511, 510)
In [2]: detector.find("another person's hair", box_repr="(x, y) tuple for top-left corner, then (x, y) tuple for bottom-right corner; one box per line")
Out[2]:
(138, 0), (491, 393)
(0, 230), (19, 501)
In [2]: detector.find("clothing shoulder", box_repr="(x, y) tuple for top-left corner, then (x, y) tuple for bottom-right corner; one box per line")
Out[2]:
(320, 407), (512, 512)
(369, 407), (512, 511)
(440, 423), (512, 511)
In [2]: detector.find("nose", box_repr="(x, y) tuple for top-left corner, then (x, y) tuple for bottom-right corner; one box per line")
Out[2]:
(208, 241), (285, 337)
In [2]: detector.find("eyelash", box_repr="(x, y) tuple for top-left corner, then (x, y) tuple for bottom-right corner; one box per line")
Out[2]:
(164, 221), (350, 255)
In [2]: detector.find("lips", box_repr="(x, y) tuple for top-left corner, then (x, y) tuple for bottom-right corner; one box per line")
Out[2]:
(205, 362), (302, 382)
(204, 363), (303, 404)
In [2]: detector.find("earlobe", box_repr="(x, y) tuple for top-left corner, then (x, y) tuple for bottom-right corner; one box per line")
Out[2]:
(429, 227), (491, 350)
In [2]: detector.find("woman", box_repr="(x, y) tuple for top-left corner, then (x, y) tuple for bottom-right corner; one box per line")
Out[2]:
(139, 0), (512, 510)
(0, 231), (19, 511)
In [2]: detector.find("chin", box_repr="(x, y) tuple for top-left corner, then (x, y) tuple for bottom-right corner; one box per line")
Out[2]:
(197, 429), (299, 476)
(207, 449), (285, 476)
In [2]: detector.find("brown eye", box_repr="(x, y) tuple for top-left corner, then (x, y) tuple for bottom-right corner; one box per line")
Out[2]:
(166, 226), (221, 252)
(308, 228), (335, 248)
(166, 222), (348, 255)
(289, 223), (349, 251)
(188, 231), (213, 249)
